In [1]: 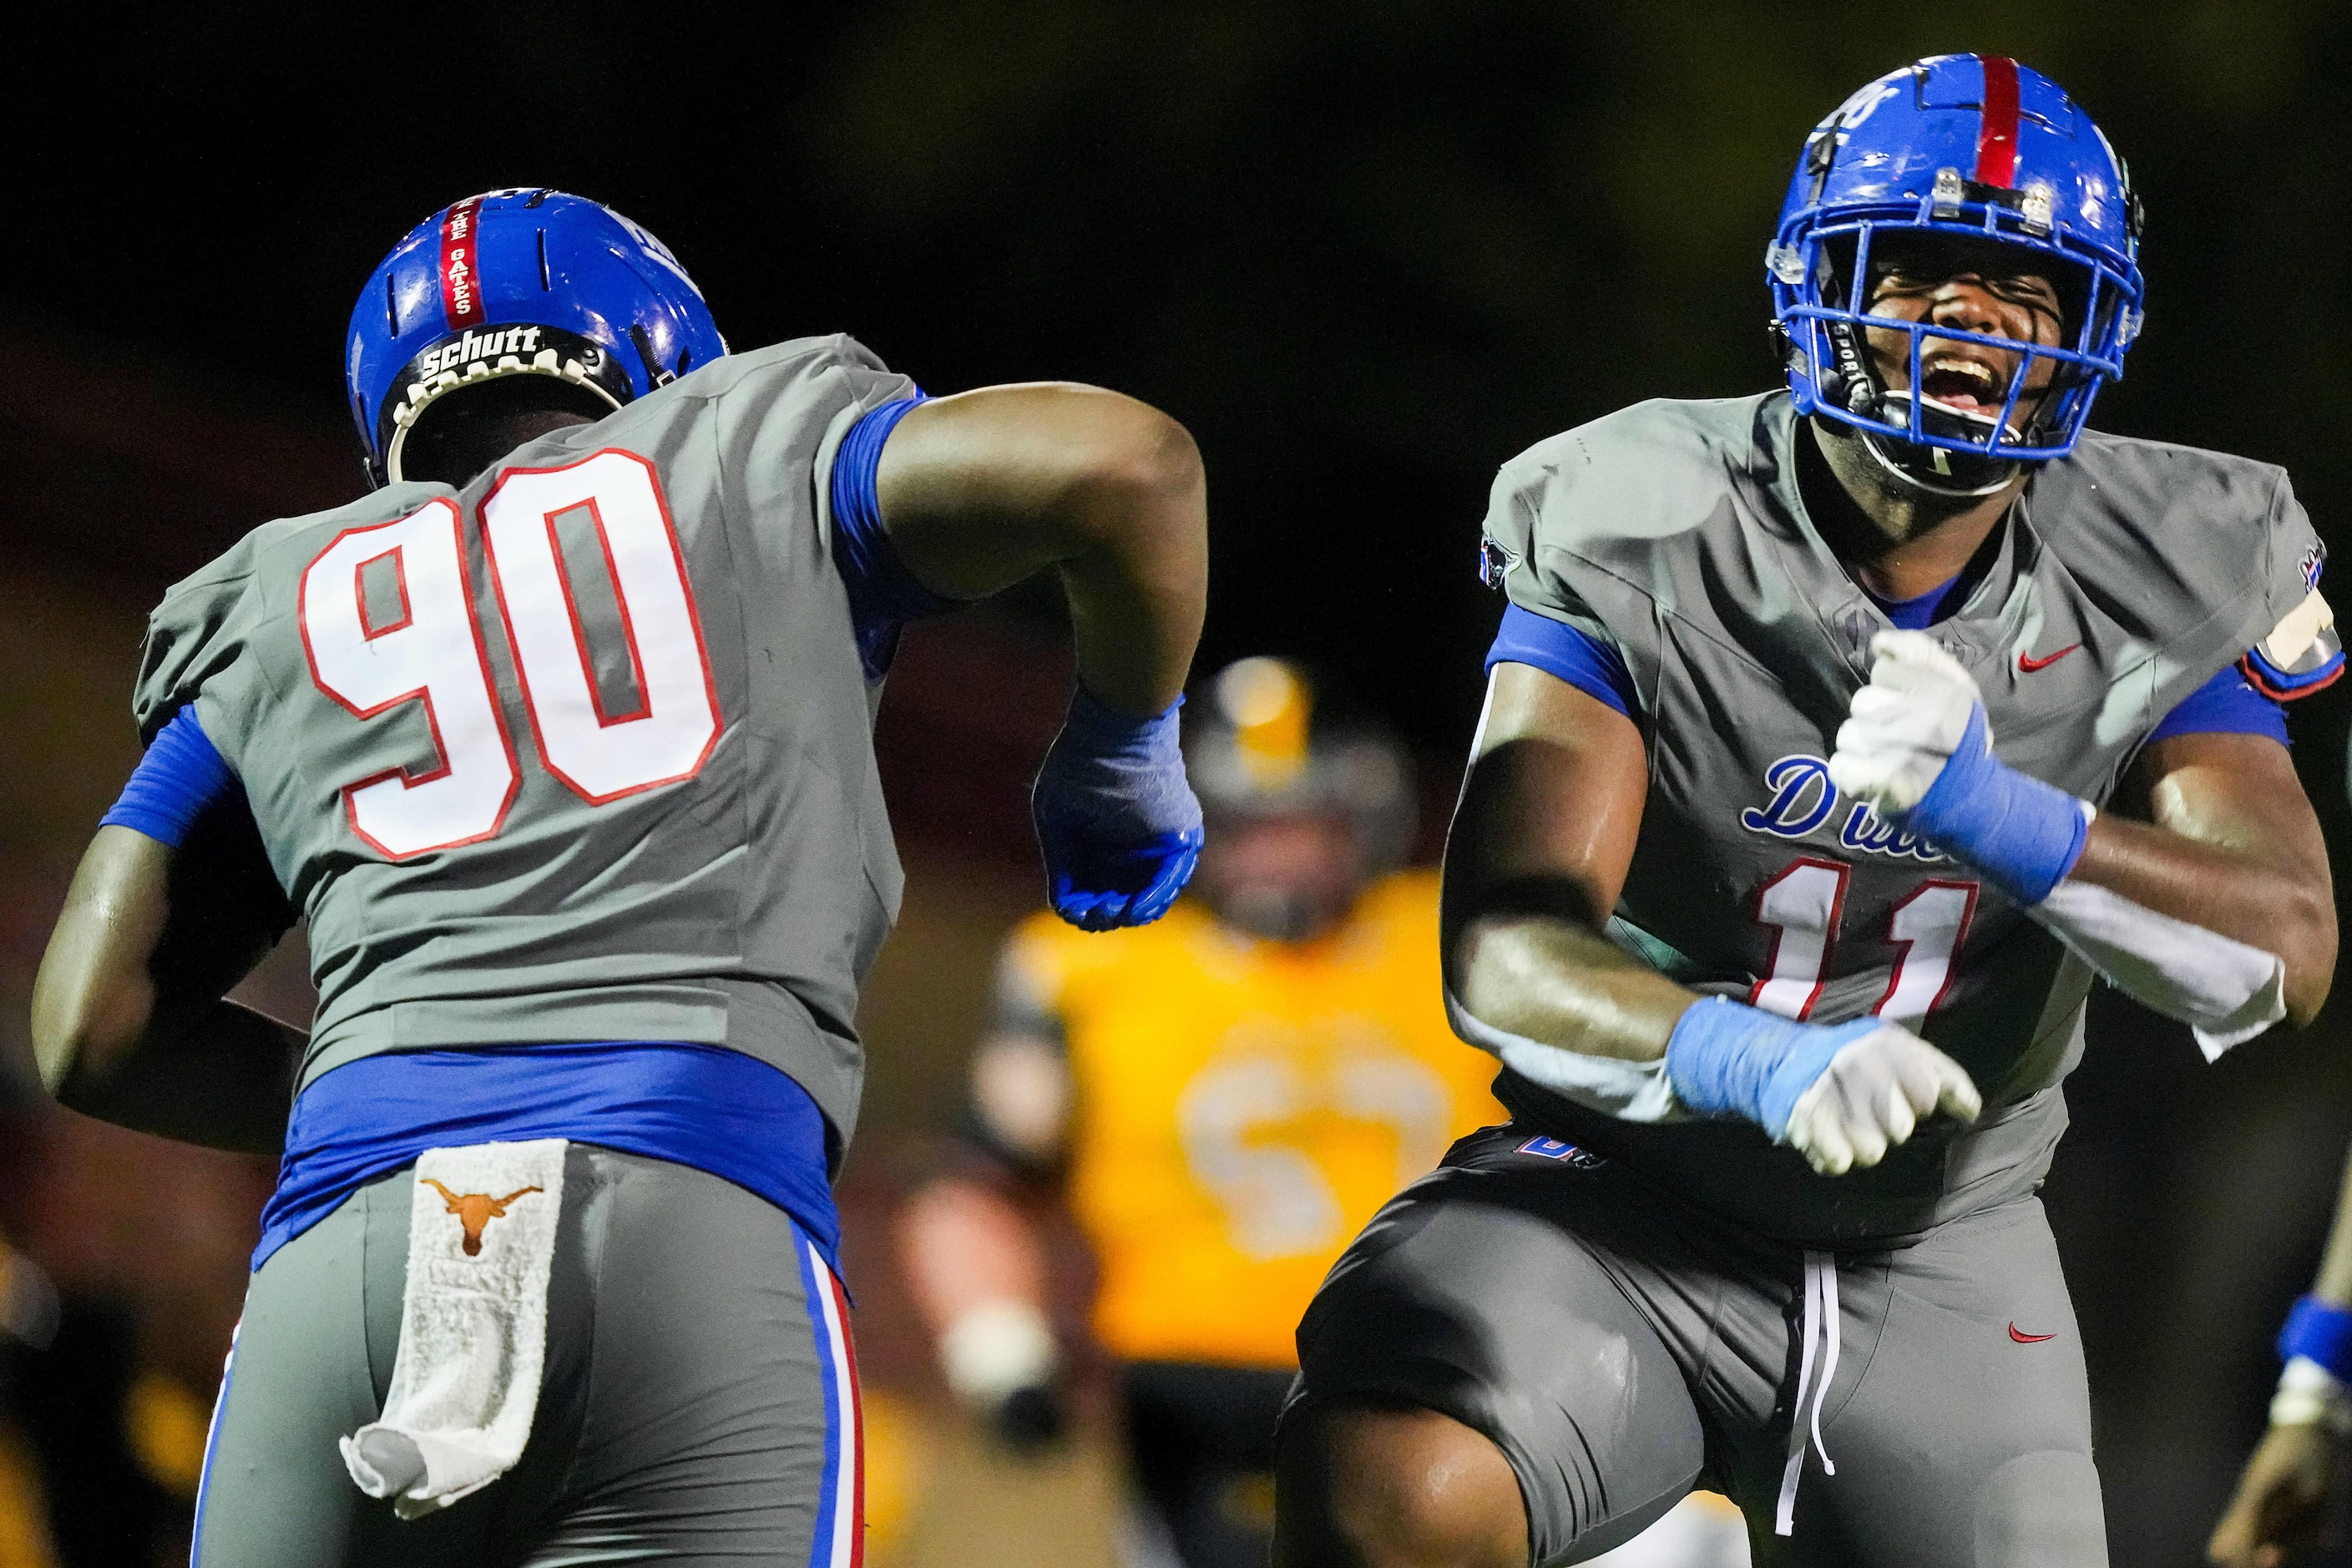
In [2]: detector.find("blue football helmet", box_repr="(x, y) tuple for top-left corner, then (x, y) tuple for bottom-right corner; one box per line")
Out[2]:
(1767, 55), (2145, 494)
(346, 189), (729, 485)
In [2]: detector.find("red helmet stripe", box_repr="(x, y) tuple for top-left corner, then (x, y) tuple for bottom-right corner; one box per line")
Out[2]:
(438, 196), (488, 329)
(1974, 55), (2022, 188)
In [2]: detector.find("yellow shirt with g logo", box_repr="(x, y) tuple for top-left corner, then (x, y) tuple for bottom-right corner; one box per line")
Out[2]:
(1003, 871), (1505, 1370)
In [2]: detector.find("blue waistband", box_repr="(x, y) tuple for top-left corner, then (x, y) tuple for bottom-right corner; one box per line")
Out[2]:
(255, 1042), (840, 1274)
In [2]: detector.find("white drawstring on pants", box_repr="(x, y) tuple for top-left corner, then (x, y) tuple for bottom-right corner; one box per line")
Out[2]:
(1774, 1250), (1840, 1536)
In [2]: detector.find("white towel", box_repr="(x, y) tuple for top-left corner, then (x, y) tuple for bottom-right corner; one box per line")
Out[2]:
(341, 1139), (567, 1519)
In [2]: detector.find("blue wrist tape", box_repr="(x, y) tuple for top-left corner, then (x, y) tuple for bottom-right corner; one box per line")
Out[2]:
(1060, 685), (1184, 761)
(1664, 997), (1885, 1141)
(1899, 704), (2089, 905)
(2279, 1295), (2352, 1380)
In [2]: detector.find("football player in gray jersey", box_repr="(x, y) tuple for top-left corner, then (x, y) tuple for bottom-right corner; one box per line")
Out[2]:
(1275, 57), (2340, 1568)
(28, 190), (1210, 1565)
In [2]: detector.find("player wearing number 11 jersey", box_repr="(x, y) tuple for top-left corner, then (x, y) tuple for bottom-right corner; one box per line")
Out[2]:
(1275, 58), (2339, 1568)
(28, 189), (1209, 1565)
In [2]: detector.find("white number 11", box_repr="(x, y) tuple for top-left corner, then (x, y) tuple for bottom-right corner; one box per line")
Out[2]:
(1749, 857), (1977, 1026)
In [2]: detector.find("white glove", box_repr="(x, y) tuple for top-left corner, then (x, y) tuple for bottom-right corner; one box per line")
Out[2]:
(1827, 630), (1982, 814)
(1783, 1024), (1982, 1176)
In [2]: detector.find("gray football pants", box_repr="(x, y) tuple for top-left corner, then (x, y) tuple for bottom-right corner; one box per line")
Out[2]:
(1286, 1125), (2104, 1568)
(192, 1147), (861, 1566)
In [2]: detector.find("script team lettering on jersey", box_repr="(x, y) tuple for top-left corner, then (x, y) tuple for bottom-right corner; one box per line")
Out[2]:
(1739, 753), (1945, 863)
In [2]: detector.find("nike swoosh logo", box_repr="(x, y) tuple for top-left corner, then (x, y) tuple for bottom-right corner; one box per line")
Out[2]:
(2009, 1323), (2057, 1343)
(2016, 643), (2082, 673)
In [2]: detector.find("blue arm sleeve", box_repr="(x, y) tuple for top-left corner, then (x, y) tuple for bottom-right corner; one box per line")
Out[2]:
(99, 706), (244, 847)
(1485, 602), (1639, 718)
(832, 394), (960, 680)
(2145, 662), (2289, 746)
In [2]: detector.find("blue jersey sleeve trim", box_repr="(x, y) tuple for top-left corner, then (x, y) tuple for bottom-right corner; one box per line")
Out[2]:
(2147, 663), (2290, 746)
(832, 395), (958, 680)
(99, 705), (244, 847)
(1485, 602), (1638, 718)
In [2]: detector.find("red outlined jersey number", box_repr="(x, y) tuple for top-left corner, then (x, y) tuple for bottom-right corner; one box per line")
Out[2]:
(300, 499), (520, 859)
(1872, 881), (1980, 1026)
(296, 454), (718, 860)
(1748, 857), (1976, 1026)
(480, 449), (719, 805)
(1749, 858), (1850, 1020)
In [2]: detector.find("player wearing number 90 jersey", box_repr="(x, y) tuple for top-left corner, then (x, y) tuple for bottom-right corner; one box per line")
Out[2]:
(149, 343), (921, 1120)
(1277, 58), (2339, 1568)
(30, 189), (1211, 1567)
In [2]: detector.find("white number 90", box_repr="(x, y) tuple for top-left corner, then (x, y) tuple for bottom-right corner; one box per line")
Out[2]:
(298, 451), (718, 860)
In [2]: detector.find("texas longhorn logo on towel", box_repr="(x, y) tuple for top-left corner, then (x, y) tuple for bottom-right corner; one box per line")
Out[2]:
(419, 1179), (544, 1257)
(341, 1139), (568, 1519)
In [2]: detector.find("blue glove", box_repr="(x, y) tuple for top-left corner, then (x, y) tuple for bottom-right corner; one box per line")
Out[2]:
(1031, 686), (1205, 931)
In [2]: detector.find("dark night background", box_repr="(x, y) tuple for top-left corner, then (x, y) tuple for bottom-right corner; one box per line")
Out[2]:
(6, 3), (2352, 1565)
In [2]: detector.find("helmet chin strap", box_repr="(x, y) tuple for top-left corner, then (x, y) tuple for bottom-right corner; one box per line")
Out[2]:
(1818, 321), (2029, 498)
(1857, 422), (2023, 498)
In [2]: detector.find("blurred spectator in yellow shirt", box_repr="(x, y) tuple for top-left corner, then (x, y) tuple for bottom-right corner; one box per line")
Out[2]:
(900, 660), (1504, 1568)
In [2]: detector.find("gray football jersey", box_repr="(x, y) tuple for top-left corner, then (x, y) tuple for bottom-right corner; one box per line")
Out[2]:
(1482, 392), (2320, 1243)
(133, 335), (918, 1146)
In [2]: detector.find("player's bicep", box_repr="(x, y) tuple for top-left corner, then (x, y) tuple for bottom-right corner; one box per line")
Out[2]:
(2074, 731), (2334, 1030)
(872, 383), (1201, 600)
(1442, 661), (1649, 952)
(2125, 731), (2328, 876)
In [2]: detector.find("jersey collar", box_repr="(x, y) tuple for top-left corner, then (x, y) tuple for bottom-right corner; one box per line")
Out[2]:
(1749, 393), (2041, 685)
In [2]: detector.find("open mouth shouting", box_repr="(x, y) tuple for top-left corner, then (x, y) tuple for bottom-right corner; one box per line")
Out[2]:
(1917, 352), (2010, 417)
